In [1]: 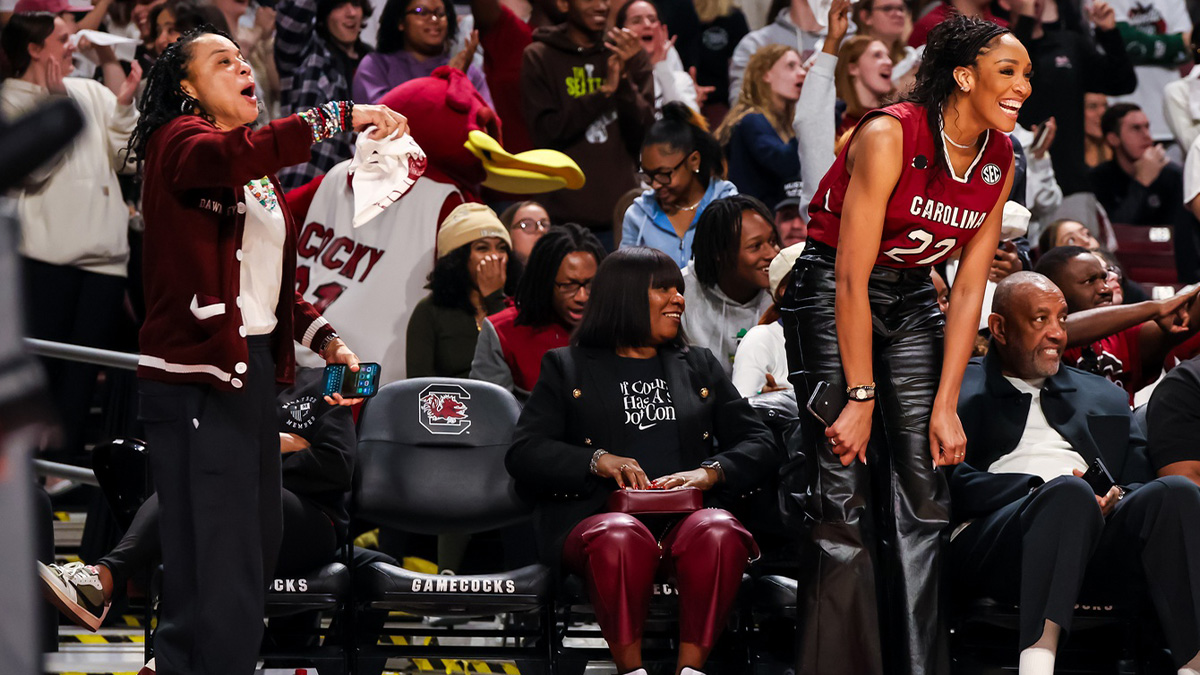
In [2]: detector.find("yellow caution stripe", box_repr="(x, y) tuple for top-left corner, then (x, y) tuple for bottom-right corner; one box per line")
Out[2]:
(59, 634), (144, 644)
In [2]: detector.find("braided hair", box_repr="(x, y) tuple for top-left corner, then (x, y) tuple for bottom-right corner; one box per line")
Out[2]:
(643, 101), (726, 184)
(514, 223), (607, 328)
(902, 14), (1011, 177)
(126, 26), (235, 160)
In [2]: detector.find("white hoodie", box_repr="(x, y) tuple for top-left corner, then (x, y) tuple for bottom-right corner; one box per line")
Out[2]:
(680, 260), (774, 378)
(1, 77), (137, 277)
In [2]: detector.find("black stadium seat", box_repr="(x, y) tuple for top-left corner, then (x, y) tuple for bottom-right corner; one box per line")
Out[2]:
(265, 562), (351, 616)
(356, 562), (549, 616)
(352, 378), (553, 672)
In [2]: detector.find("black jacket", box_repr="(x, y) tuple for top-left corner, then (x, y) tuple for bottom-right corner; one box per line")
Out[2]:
(505, 345), (780, 569)
(950, 352), (1154, 523)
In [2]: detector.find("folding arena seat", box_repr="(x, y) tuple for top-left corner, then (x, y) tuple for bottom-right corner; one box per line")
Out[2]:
(1111, 223), (1179, 292)
(352, 378), (553, 673)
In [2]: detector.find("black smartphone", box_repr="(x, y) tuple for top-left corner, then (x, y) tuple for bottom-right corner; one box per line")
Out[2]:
(1081, 457), (1116, 496)
(806, 380), (846, 428)
(322, 362), (381, 399)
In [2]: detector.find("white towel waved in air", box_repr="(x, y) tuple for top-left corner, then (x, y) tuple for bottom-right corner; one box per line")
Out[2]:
(347, 127), (427, 228)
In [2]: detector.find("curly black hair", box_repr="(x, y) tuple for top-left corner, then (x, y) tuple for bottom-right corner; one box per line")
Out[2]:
(903, 14), (1011, 177)
(126, 26), (235, 160)
(427, 242), (522, 314)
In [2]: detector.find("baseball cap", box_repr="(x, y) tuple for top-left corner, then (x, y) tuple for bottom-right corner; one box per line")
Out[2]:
(437, 203), (512, 259)
(769, 242), (807, 296)
(775, 176), (803, 211)
(14, 0), (94, 13)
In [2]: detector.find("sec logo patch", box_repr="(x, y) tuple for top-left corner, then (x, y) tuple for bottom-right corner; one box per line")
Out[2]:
(981, 163), (1002, 186)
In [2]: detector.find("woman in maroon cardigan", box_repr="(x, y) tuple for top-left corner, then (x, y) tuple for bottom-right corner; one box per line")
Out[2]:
(125, 27), (404, 675)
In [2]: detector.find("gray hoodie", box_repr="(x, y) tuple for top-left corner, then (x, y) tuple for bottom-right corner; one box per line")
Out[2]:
(728, 8), (841, 105)
(680, 261), (775, 378)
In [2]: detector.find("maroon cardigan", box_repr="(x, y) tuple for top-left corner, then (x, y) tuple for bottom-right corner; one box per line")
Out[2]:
(138, 114), (336, 390)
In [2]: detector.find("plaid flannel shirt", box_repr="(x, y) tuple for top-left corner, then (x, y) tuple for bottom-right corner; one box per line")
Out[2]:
(275, 0), (361, 189)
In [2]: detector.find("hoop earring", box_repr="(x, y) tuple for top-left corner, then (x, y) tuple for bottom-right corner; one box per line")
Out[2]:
(179, 94), (196, 114)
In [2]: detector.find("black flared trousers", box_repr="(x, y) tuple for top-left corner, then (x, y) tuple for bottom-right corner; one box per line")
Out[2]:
(781, 246), (950, 675)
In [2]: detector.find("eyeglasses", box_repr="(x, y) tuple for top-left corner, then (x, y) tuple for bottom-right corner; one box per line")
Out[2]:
(872, 4), (907, 13)
(406, 6), (446, 20)
(514, 218), (550, 233)
(555, 279), (593, 295)
(638, 156), (687, 186)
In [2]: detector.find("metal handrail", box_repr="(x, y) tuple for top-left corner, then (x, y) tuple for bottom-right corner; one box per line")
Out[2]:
(33, 459), (100, 486)
(21, 338), (135, 486)
(23, 337), (138, 371)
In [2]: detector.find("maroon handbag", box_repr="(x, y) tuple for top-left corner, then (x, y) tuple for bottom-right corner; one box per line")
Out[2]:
(606, 487), (702, 515)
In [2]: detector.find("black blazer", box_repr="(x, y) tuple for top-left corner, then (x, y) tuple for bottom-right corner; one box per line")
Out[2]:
(505, 345), (780, 569)
(950, 352), (1155, 523)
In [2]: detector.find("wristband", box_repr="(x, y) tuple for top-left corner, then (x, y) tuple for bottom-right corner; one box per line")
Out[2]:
(589, 449), (609, 476)
(298, 101), (353, 144)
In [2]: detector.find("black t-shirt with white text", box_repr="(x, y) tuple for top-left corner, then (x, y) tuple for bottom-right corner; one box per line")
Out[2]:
(613, 356), (682, 481)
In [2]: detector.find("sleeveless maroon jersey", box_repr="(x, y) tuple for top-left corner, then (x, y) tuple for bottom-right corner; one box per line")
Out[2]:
(807, 102), (1013, 268)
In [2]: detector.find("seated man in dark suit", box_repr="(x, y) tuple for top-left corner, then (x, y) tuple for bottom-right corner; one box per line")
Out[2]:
(949, 272), (1200, 675)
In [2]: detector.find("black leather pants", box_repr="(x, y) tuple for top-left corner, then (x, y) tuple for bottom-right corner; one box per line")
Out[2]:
(781, 244), (950, 675)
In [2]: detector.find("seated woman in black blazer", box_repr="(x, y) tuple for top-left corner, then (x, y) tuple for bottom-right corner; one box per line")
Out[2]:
(506, 247), (779, 675)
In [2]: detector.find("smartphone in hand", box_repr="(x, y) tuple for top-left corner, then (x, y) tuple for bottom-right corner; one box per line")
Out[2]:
(322, 362), (381, 399)
(806, 380), (846, 428)
(1080, 457), (1116, 496)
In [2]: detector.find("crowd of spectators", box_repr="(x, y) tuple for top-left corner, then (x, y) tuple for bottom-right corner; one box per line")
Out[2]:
(11, 0), (1200, 669)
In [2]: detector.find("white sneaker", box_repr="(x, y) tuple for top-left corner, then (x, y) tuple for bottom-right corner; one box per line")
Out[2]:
(680, 668), (707, 675)
(37, 561), (110, 631)
(622, 670), (648, 675)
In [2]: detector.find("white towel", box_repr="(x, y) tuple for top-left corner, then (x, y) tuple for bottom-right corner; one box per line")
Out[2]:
(347, 128), (427, 228)
(70, 29), (139, 48)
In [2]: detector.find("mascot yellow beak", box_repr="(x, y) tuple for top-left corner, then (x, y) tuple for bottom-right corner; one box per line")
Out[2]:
(464, 130), (586, 194)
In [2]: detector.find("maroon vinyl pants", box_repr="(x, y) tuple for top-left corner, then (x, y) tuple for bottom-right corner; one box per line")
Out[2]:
(562, 508), (758, 648)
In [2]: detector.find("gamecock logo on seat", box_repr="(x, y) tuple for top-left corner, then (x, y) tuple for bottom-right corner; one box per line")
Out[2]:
(418, 383), (472, 435)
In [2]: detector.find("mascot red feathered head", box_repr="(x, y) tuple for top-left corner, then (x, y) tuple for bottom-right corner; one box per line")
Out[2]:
(378, 66), (500, 196)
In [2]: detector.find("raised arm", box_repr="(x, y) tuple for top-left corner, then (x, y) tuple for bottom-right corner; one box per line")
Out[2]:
(794, 0), (848, 216)
(1062, 289), (1197, 347)
(274, 0), (318, 79)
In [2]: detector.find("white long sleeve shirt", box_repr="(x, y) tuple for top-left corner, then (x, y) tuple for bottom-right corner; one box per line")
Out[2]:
(0, 77), (137, 277)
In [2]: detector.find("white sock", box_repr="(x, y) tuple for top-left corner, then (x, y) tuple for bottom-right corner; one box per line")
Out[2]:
(1179, 649), (1200, 675)
(1019, 620), (1060, 675)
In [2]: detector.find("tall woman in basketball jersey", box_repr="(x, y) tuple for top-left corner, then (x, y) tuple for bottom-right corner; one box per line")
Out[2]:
(781, 16), (1030, 675)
